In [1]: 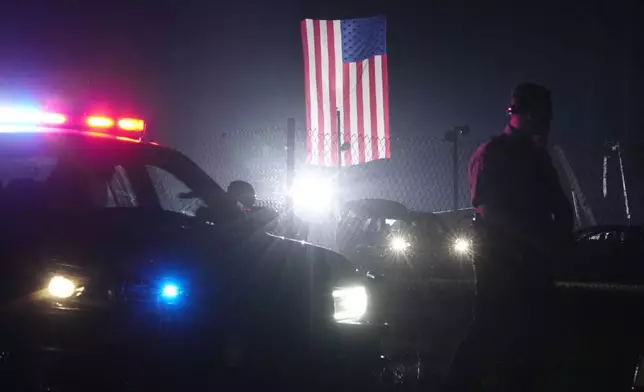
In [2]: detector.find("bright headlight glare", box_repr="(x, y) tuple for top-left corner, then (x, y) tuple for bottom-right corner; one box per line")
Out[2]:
(290, 175), (334, 218)
(332, 286), (368, 323)
(453, 237), (472, 253)
(47, 275), (77, 299)
(390, 237), (410, 251)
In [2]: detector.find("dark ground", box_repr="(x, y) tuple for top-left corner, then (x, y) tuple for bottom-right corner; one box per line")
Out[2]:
(374, 275), (644, 391)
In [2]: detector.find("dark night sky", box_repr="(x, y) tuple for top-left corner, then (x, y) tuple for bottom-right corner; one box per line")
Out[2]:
(0, 0), (642, 152)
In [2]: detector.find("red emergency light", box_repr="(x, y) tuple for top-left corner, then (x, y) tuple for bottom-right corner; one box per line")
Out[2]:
(86, 116), (114, 128)
(0, 106), (146, 142)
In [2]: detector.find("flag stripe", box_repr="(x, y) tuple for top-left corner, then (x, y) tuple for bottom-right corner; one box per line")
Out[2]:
(374, 55), (386, 159)
(326, 20), (338, 167)
(368, 57), (378, 161)
(313, 21), (326, 166)
(302, 18), (390, 166)
(348, 62), (359, 165)
(305, 20), (319, 165)
(382, 55), (391, 159)
(300, 21), (313, 161)
(362, 60), (373, 161)
(333, 20), (344, 167)
(355, 62), (366, 164)
(342, 63), (352, 165)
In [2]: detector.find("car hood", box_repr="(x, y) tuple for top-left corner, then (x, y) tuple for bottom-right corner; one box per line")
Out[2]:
(0, 209), (363, 310)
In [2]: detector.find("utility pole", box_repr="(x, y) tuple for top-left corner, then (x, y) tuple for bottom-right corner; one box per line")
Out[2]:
(444, 125), (470, 211)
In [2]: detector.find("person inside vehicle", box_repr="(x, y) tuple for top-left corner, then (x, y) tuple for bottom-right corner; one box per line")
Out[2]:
(227, 180), (280, 233)
(445, 82), (574, 392)
(43, 159), (110, 214)
(227, 180), (256, 212)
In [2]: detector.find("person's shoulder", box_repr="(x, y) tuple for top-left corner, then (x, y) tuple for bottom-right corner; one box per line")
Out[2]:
(473, 139), (492, 155)
(469, 140), (491, 172)
(472, 135), (504, 158)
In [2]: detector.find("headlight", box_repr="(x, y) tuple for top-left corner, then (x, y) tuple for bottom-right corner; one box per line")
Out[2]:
(390, 236), (410, 252)
(453, 237), (472, 254)
(47, 275), (80, 299)
(332, 286), (368, 323)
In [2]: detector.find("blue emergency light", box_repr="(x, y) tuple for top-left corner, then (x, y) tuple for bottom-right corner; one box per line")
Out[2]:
(157, 278), (185, 306)
(161, 283), (180, 299)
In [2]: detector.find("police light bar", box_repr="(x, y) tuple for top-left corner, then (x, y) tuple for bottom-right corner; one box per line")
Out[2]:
(0, 108), (68, 125)
(0, 106), (146, 141)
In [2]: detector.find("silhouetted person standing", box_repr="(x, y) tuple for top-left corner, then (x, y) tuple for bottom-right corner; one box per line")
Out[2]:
(445, 83), (574, 391)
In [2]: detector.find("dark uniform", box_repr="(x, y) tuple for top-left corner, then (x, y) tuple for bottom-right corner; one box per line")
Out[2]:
(445, 84), (574, 391)
(226, 180), (307, 238)
(226, 180), (278, 232)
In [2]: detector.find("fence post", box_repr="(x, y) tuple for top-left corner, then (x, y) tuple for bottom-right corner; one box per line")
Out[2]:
(445, 125), (470, 212)
(452, 134), (459, 212)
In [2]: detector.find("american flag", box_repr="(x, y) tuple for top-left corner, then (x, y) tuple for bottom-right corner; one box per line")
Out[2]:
(301, 16), (390, 167)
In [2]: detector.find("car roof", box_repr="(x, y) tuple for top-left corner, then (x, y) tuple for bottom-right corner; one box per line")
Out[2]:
(0, 129), (234, 215)
(0, 129), (168, 154)
(342, 198), (409, 218)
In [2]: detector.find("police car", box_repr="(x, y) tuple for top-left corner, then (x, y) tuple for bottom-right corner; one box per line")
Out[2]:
(0, 107), (382, 389)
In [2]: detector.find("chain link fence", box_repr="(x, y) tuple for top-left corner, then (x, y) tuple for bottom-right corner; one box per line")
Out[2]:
(195, 124), (480, 212)
(189, 120), (636, 232)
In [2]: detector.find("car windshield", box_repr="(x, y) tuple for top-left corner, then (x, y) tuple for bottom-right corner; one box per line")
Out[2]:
(0, 134), (232, 221)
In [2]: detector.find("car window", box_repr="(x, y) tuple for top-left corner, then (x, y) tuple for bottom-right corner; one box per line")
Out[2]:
(0, 153), (136, 211)
(146, 165), (207, 217)
(107, 165), (138, 207)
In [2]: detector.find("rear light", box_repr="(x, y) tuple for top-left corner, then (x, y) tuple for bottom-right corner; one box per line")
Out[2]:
(86, 116), (114, 128)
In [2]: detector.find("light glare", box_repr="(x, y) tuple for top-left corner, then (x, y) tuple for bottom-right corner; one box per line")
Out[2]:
(390, 237), (410, 251)
(453, 237), (471, 253)
(0, 108), (66, 125)
(40, 112), (67, 125)
(162, 284), (179, 298)
(47, 276), (76, 299)
(333, 286), (368, 323)
(118, 118), (145, 131)
(86, 116), (114, 128)
(290, 175), (334, 219)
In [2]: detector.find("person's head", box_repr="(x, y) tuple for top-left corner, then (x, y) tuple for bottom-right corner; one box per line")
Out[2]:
(227, 180), (256, 208)
(506, 83), (553, 146)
